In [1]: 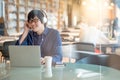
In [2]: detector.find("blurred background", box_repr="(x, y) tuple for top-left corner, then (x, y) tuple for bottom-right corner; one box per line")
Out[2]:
(0, 0), (120, 44)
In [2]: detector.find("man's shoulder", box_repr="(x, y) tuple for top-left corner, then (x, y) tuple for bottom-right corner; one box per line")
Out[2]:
(47, 27), (59, 33)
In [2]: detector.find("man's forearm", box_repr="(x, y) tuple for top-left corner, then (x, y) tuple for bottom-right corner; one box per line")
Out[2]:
(19, 31), (29, 44)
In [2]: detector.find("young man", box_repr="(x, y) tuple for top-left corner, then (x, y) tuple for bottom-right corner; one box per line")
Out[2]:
(16, 9), (63, 64)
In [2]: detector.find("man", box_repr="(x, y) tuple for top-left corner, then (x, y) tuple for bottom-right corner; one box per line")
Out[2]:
(16, 9), (63, 64)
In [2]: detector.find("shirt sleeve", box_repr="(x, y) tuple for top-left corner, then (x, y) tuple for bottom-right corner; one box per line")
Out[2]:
(51, 31), (63, 63)
(15, 33), (32, 45)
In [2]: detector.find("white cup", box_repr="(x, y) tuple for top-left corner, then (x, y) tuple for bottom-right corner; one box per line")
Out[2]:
(44, 56), (52, 68)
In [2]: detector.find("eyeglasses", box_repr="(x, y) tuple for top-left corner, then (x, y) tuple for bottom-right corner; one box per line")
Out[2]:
(28, 18), (40, 23)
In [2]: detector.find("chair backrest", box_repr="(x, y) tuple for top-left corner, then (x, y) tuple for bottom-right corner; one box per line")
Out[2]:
(1, 40), (17, 59)
(62, 42), (96, 63)
(73, 42), (95, 52)
(77, 54), (120, 70)
(71, 42), (96, 61)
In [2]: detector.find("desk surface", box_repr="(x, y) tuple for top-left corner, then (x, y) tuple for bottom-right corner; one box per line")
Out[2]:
(2, 63), (120, 80)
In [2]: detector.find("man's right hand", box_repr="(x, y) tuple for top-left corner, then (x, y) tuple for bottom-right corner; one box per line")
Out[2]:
(24, 21), (31, 33)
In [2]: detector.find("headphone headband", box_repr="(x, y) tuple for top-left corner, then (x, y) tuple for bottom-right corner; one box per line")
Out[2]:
(41, 9), (47, 24)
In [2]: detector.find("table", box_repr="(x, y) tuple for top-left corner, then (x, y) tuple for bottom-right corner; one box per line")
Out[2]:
(96, 43), (120, 54)
(95, 39), (120, 54)
(2, 63), (120, 80)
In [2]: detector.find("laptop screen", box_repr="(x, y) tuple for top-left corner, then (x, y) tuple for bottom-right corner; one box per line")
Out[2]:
(9, 45), (41, 67)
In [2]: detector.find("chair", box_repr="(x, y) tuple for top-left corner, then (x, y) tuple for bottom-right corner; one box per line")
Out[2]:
(76, 54), (109, 66)
(108, 54), (120, 70)
(1, 40), (17, 60)
(62, 42), (96, 63)
(77, 54), (120, 70)
(73, 42), (95, 52)
(72, 42), (96, 61)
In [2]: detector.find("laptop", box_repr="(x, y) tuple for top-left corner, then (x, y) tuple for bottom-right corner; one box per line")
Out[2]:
(9, 45), (41, 67)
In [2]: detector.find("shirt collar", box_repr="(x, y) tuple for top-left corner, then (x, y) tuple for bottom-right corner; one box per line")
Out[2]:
(32, 27), (49, 36)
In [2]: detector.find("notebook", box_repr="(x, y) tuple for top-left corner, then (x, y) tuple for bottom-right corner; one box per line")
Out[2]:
(9, 45), (41, 67)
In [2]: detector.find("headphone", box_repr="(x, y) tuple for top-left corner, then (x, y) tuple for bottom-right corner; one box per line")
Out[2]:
(41, 9), (47, 24)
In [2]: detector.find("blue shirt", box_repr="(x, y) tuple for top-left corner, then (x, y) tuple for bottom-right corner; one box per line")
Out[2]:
(16, 27), (63, 63)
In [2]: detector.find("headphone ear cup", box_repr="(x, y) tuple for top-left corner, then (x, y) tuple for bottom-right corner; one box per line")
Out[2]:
(43, 17), (47, 23)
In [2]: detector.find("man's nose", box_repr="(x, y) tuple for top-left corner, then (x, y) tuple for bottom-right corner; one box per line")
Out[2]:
(31, 21), (35, 25)
(30, 22), (36, 27)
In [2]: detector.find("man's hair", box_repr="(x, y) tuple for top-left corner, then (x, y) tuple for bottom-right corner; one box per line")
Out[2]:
(27, 9), (46, 24)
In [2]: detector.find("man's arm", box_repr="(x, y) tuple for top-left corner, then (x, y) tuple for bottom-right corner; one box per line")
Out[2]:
(16, 21), (30, 45)
(52, 31), (63, 63)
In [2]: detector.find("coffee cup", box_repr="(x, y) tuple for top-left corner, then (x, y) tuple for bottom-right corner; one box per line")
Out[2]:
(44, 56), (52, 68)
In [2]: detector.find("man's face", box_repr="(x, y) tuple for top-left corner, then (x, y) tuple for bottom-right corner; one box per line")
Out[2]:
(28, 16), (44, 32)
